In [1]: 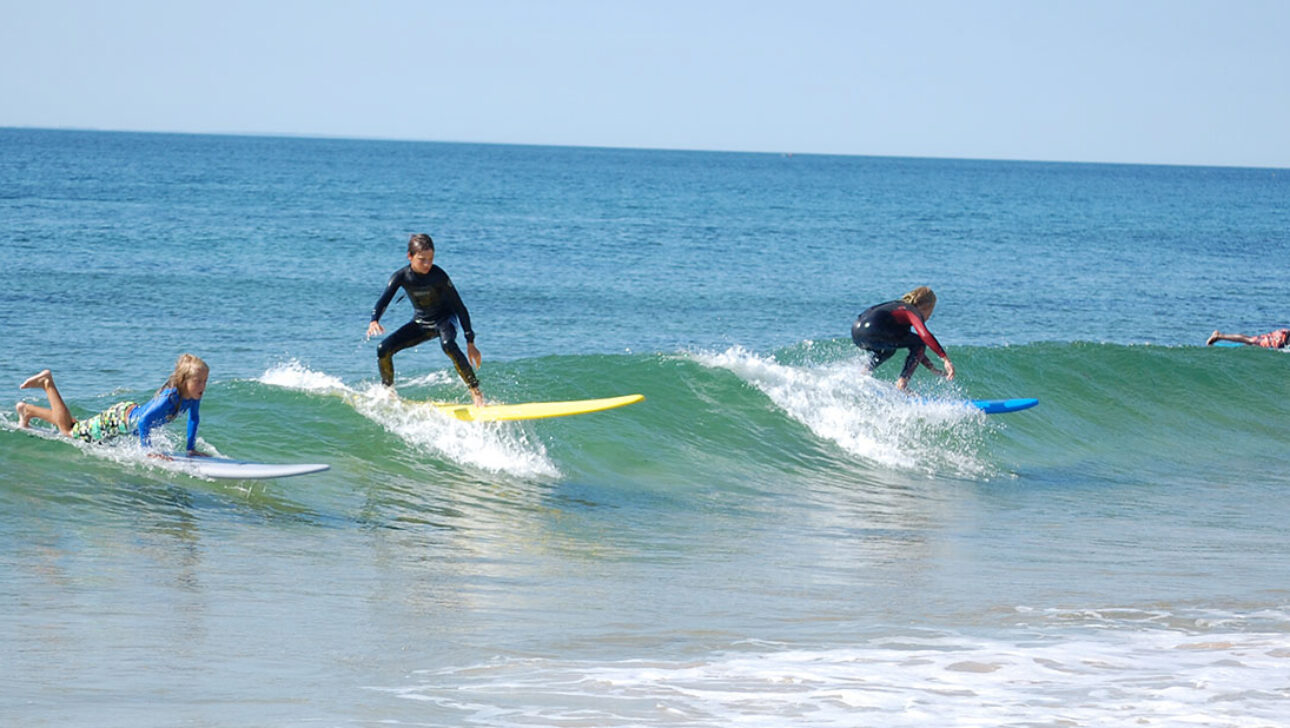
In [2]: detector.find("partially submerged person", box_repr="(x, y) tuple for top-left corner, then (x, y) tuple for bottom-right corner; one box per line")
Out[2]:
(1206, 328), (1289, 349)
(852, 286), (956, 391)
(16, 353), (210, 457)
(367, 233), (485, 407)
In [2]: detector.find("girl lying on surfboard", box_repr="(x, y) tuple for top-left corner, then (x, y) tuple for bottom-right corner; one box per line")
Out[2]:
(367, 233), (485, 407)
(851, 286), (957, 390)
(15, 353), (210, 458)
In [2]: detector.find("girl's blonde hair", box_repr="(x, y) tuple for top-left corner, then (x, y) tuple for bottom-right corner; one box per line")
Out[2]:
(160, 353), (209, 395)
(901, 286), (937, 309)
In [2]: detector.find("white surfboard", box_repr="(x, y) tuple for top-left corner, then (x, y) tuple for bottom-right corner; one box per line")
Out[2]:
(163, 454), (330, 480)
(4, 422), (328, 480)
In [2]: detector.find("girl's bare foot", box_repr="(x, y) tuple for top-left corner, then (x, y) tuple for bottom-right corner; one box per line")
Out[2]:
(15, 402), (31, 428)
(20, 369), (52, 390)
(1205, 330), (1221, 346)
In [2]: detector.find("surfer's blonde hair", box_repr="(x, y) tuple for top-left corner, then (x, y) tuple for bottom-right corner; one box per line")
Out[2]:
(901, 286), (937, 309)
(161, 353), (209, 394)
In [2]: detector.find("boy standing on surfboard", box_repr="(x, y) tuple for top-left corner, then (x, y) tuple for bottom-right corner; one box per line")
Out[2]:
(367, 233), (485, 407)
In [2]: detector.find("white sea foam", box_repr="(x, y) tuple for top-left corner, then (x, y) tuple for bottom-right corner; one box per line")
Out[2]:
(377, 620), (1290, 727)
(693, 347), (991, 477)
(257, 358), (351, 395)
(257, 361), (559, 478)
(347, 382), (559, 478)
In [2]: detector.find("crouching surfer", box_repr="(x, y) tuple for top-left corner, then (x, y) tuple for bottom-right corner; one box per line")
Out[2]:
(851, 286), (956, 390)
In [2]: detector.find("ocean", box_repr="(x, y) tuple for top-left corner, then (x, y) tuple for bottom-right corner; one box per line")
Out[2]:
(1, 127), (1288, 726)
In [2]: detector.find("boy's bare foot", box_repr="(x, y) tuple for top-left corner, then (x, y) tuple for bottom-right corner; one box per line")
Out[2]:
(470, 387), (485, 408)
(20, 369), (52, 390)
(15, 402), (31, 428)
(1206, 330), (1221, 346)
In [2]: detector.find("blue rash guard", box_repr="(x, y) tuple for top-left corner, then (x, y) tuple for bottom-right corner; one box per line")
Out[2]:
(128, 387), (201, 451)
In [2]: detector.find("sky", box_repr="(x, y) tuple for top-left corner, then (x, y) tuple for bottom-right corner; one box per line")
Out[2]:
(2, 0), (1288, 167)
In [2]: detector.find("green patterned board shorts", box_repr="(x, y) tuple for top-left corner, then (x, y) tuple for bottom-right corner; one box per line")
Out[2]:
(69, 401), (138, 443)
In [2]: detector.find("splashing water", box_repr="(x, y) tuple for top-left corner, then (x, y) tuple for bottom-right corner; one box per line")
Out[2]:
(258, 361), (559, 478)
(694, 347), (993, 477)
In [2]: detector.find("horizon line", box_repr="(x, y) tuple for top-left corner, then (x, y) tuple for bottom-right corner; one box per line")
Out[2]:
(3, 124), (1286, 173)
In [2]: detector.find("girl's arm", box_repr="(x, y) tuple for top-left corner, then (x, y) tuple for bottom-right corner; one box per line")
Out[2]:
(184, 399), (201, 454)
(894, 307), (954, 380)
(891, 307), (947, 359)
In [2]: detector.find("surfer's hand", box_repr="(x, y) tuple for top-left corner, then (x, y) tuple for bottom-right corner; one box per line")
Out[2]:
(896, 377), (909, 391)
(366, 321), (385, 339)
(943, 361), (956, 381)
(467, 342), (482, 368)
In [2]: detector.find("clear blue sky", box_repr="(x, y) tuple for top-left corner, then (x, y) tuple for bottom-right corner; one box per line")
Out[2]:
(3, 0), (1287, 167)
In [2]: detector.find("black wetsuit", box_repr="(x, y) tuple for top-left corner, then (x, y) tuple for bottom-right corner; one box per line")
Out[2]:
(371, 264), (478, 388)
(851, 300), (948, 381)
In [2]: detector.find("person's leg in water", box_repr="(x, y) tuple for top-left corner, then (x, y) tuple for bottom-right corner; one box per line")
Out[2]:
(852, 319), (898, 375)
(436, 319), (484, 407)
(1207, 331), (1257, 346)
(376, 321), (436, 389)
(860, 347), (897, 373)
(16, 369), (77, 435)
(853, 335), (898, 376)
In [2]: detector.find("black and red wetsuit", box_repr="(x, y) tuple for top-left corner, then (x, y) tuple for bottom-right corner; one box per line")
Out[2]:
(851, 300), (948, 380)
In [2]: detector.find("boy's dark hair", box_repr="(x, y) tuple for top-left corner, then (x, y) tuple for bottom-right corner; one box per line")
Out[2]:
(407, 233), (435, 254)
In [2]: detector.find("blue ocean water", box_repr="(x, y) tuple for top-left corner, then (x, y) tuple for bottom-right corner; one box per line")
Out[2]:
(2, 127), (1289, 726)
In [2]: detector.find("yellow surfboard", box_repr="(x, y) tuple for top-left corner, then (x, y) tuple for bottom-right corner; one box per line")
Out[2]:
(427, 393), (644, 422)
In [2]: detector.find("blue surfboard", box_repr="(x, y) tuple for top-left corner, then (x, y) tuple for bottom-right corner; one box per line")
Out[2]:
(969, 398), (1039, 415)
